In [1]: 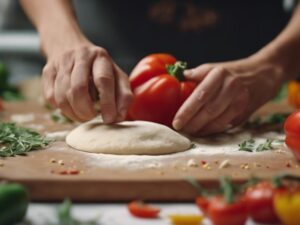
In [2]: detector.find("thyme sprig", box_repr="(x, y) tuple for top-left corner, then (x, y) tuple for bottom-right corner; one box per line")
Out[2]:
(238, 138), (282, 152)
(0, 122), (50, 157)
(47, 199), (100, 225)
(238, 139), (255, 152)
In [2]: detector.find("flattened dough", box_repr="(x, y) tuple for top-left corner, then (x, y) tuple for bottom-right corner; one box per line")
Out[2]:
(66, 120), (191, 155)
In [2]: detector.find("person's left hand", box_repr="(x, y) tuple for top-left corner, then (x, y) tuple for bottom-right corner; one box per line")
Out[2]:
(172, 55), (285, 136)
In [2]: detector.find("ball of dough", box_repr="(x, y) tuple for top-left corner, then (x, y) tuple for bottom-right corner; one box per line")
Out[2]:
(66, 120), (191, 155)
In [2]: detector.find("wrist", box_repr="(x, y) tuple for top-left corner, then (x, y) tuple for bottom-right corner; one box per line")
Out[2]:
(254, 41), (300, 83)
(38, 21), (90, 58)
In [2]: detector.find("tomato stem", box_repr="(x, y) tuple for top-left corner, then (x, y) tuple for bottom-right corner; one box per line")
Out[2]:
(220, 177), (235, 204)
(166, 61), (187, 81)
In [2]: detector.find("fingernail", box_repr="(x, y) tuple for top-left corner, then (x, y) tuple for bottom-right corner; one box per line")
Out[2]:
(184, 69), (193, 77)
(173, 119), (183, 130)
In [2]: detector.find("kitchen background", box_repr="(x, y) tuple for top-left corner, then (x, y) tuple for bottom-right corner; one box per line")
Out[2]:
(0, 0), (296, 86)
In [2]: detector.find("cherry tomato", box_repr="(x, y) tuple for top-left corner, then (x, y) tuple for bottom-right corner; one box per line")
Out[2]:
(127, 201), (160, 218)
(207, 196), (248, 225)
(284, 110), (300, 160)
(0, 98), (3, 111)
(245, 181), (279, 224)
(196, 196), (210, 215)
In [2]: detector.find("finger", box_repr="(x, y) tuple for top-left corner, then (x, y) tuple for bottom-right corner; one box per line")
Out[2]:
(184, 63), (214, 81)
(230, 89), (251, 126)
(197, 90), (249, 136)
(184, 75), (243, 134)
(68, 54), (97, 120)
(54, 61), (80, 121)
(173, 67), (226, 130)
(92, 54), (117, 124)
(114, 63), (133, 121)
(42, 64), (57, 107)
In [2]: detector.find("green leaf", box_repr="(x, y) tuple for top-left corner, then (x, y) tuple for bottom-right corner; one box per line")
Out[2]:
(256, 139), (274, 152)
(0, 122), (50, 157)
(49, 199), (101, 225)
(1, 90), (25, 101)
(238, 139), (255, 152)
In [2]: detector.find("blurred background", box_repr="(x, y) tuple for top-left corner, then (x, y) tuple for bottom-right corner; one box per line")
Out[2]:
(0, 0), (295, 86)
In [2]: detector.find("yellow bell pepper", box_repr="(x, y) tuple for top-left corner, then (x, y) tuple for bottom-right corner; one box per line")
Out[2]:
(169, 214), (203, 225)
(273, 189), (300, 225)
(288, 81), (300, 108)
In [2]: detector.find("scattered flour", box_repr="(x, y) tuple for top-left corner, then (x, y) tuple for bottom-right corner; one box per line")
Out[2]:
(52, 131), (293, 170)
(25, 123), (45, 131)
(187, 159), (198, 167)
(45, 131), (70, 141)
(11, 113), (35, 123)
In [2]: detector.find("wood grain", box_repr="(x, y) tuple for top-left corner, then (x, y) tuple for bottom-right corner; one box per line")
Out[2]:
(0, 101), (299, 202)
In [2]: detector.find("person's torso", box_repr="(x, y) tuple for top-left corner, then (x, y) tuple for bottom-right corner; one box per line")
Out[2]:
(72, 0), (291, 71)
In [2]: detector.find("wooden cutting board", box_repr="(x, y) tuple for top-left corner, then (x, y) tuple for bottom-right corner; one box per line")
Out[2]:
(0, 101), (299, 202)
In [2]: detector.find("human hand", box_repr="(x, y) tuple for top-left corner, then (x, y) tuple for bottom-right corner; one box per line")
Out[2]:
(172, 56), (284, 136)
(42, 42), (133, 123)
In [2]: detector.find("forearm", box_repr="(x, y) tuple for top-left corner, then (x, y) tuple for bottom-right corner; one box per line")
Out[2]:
(20, 0), (88, 57)
(256, 5), (300, 82)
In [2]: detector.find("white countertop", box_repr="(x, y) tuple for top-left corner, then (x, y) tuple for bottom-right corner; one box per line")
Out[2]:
(20, 203), (268, 225)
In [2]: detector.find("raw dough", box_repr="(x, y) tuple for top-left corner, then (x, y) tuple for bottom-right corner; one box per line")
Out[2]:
(66, 120), (191, 155)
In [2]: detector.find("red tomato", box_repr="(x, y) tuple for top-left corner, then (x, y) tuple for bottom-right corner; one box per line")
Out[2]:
(129, 53), (197, 127)
(245, 181), (279, 224)
(284, 110), (300, 160)
(196, 196), (210, 215)
(0, 98), (3, 111)
(207, 196), (248, 225)
(130, 53), (177, 90)
(127, 201), (160, 218)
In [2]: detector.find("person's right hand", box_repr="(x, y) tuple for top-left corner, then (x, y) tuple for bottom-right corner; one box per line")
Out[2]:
(42, 42), (133, 123)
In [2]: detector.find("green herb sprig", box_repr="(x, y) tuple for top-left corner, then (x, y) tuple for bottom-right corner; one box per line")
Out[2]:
(238, 139), (255, 152)
(0, 122), (50, 157)
(47, 199), (100, 225)
(238, 138), (282, 152)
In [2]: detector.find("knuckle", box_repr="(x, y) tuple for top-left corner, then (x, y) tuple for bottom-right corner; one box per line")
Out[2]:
(95, 48), (109, 58)
(205, 104), (217, 115)
(77, 46), (92, 60)
(94, 74), (114, 87)
(78, 45), (90, 53)
(75, 59), (88, 67)
(200, 63), (213, 69)
(42, 64), (55, 77)
(62, 50), (74, 59)
(215, 66), (228, 77)
(228, 76), (240, 89)
(72, 82), (88, 93)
